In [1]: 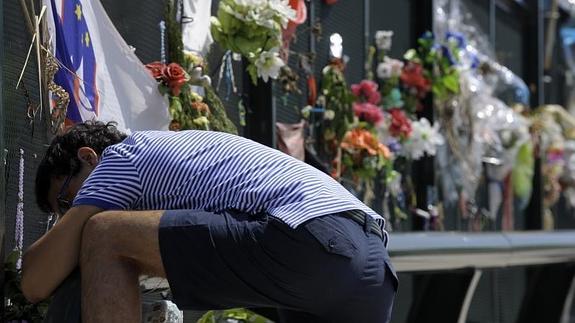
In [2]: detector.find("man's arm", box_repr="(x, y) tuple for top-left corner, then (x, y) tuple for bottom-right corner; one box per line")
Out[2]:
(21, 205), (102, 303)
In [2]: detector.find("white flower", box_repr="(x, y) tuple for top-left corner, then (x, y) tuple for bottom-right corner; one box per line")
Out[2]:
(255, 48), (285, 82)
(375, 30), (394, 51)
(268, 0), (296, 28)
(224, 0), (295, 29)
(301, 105), (312, 119)
(324, 109), (335, 120)
(377, 62), (393, 79)
(377, 57), (403, 79)
(402, 118), (444, 160)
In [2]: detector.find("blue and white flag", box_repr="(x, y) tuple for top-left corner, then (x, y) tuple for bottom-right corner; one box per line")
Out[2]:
(44, 0), (170, 133)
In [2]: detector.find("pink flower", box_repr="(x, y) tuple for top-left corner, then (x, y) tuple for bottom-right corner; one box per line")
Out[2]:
(353, 102), (384, 125)
(351, 80), (381, 104)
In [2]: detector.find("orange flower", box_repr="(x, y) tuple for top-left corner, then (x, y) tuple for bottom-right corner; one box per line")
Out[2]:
(191, 101), (210, 114)
(341, 128), (391, 159)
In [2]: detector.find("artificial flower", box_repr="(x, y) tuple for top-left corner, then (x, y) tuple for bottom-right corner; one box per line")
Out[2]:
(183, 50), (206, 69)
(145, 61), (166, 80)
(163, 63), (190, 96)
(440, 45), (457, 66)
(377, 62), (393, 79)
(400, 62), (431, 97)
(388, 108), (412, 139)
(340, 128), (392, 180)
(255, 48), (285, 82)
(402, 118), (444, 160)
(269, 0), (297, 27)
(324, 109), (335, 120)
(220, 0), (292, 29)
(375, 30), (393, 51)
(547, 146), (565, 165)
(353, 102), (384, 125)
(351, 80), (381, 104)
(301, 105), (313, 119)
(193, 116), (210, 128)
(376, 56), (404, 79)
(386, 138), (402, 154)
(445, 31), (466, 49)
(382, 88), (405, 109)
(211, 0), (295, 84)
(341, 128), (391, 159)
(191, 101), (211, 114)
(190, 92), (204, 102)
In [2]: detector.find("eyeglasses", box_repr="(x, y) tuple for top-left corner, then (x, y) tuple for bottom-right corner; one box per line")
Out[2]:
(56, 174), (73, 216)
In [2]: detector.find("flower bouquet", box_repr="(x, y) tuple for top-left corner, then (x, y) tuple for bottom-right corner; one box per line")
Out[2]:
(340, 127), (392, 180)
(402, 32), (460, 111)
(145, 60), (212, 131)
(211, 0), (296, 84)
(150, 3), (238, 134)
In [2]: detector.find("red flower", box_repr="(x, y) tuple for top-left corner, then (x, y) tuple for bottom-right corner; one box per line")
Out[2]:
(351, 80), (381, 105)
(353, 102), (384, 125)
(163, 63), (189, 96)
(388, 108), (412, 138)
(145, 61), (166, 81)
(400, 62), (431, 97)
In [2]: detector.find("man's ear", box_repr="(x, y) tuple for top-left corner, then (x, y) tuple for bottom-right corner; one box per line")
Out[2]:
(77, 147), (99, 167)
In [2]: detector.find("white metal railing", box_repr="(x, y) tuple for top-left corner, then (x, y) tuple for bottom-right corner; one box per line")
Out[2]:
(389, 230), (575, 272)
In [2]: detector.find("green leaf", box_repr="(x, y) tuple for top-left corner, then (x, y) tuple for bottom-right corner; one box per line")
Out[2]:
(5, 249), (21, 270)
(404, 49), (417, 61)
(158, 84), (169, 96)
(431, 83), (446, 101)
(246, 64), (258, 85)
(442, 74), (459, 93)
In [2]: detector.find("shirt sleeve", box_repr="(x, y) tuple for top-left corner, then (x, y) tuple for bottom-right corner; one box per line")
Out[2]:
(73, 145), (142, 210)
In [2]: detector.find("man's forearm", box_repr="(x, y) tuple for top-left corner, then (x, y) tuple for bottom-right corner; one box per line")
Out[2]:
(21, 205), (101, 303)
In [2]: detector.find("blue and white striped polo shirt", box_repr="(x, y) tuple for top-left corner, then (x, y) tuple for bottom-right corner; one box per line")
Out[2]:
(73, 130), (386, 232)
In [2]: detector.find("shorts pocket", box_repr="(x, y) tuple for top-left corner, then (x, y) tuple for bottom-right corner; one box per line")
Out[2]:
(304, 216), (358, 259)
(384, 259), (399, 291)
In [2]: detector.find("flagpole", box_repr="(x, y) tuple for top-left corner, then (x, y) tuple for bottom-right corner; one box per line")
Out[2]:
(34, 9), (45, 122)
(18, 0), (34, 36)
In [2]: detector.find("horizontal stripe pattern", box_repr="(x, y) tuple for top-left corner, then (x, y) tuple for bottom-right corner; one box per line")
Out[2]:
(74, 131), (387, 239)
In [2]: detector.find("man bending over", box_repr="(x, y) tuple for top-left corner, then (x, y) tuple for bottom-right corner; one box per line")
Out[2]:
(22, 121), (398, 322)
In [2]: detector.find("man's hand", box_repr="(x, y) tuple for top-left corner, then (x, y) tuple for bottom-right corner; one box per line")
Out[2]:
(21, 205), (102, 303)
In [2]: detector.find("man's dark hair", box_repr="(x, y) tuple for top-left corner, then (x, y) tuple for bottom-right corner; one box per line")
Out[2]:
(35, 121), (127, 213)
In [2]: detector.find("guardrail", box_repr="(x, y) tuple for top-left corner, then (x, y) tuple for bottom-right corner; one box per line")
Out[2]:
(389, 230), (575, 272)
(388, 230), (575, 323)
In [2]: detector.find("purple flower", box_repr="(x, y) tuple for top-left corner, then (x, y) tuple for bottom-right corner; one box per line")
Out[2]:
(386, 138), (402, 153)
(445, 31), (467, 49)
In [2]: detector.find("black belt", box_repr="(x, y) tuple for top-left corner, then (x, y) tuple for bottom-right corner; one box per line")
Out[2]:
(339, 209), (385, 241)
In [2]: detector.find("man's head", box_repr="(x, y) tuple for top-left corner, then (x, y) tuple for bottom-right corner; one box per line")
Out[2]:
(35, 121), (127, 215)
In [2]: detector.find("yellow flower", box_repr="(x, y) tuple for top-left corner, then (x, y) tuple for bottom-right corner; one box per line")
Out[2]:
(193, 116), (210, 127)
